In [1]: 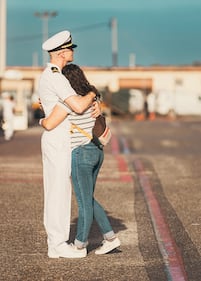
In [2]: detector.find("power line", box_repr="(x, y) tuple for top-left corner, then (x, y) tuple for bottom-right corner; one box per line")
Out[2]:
(72, 21), (109, 32)
(8, 21), (109, 43)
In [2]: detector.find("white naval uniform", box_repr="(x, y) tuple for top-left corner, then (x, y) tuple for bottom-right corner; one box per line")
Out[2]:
(2, 98), (15, 141)
(38, 63), (76, 249)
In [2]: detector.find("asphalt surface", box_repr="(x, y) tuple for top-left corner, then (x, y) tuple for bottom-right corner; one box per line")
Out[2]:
(0, 117), (201, 281)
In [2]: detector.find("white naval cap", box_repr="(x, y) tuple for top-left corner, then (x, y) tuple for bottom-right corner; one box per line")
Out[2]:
(42, 30), (77, 52)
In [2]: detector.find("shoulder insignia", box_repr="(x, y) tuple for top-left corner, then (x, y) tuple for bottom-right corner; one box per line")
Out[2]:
(51, 67), (59, 73)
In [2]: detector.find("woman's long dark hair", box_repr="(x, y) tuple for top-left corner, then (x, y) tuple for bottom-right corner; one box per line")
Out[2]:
(62, 64), (100, 98)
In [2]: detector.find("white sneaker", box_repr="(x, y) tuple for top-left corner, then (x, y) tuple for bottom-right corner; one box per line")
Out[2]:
(95, 237), (121, 255)
(48, 242), (87, 258)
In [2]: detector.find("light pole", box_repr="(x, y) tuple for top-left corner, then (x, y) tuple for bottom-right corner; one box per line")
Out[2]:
(34, 11), (57, 66)
(110, 18), (118, 67)
(0, 0), (6, 78)
(129, 53), (136, 67)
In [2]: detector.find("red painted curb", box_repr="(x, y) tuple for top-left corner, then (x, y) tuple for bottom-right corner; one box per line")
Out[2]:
(134, 158), (188, 281)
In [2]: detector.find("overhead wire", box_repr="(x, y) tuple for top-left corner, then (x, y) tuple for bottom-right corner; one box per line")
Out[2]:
(8, 21), (109, 43)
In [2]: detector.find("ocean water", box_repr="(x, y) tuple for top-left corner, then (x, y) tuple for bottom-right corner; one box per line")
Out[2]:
(6, 6), (201, 67)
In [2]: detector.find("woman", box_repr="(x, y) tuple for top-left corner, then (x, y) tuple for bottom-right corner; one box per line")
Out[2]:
(40, 64), (121, 255)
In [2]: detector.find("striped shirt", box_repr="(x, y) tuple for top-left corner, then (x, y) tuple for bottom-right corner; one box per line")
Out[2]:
(69, 107), (95, 150)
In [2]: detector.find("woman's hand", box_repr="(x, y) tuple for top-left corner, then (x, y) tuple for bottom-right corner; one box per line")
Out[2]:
(38, 98), (44, 112)
(92, 101), (101, 118)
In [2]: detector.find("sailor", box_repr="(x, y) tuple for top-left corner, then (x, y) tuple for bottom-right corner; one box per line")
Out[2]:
(38, 30), (96, 258)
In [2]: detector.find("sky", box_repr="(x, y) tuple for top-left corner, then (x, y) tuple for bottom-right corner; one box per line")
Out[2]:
(5, 0), (201, 67)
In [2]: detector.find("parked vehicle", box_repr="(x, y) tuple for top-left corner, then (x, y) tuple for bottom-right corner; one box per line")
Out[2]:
(128, 89), (145, 114)
(155, 90), (201, 116)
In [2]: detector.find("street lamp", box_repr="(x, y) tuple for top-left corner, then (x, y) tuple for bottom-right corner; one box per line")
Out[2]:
(34, 11), (57, 66)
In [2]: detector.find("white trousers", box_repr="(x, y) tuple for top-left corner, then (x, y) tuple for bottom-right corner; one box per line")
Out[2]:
(41, 127), (72, 249)
(3, 118), (14, 140)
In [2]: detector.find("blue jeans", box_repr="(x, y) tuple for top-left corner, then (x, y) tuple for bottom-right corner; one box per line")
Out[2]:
(71, 142), (114, 248)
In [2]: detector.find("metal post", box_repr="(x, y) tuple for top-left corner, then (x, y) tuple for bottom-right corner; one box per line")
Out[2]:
(129, 53), (136, 67)
(34, 11), (57, 66)
(111, 18), (118, 67)
(0, 0), (6, 78)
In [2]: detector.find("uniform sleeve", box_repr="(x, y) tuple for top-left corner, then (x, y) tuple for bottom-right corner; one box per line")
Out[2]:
(53, 72), (77, 101)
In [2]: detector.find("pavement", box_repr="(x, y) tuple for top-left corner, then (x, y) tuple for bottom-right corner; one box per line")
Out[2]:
(1, 117), (201, 281)
(0, 125), (146, 281)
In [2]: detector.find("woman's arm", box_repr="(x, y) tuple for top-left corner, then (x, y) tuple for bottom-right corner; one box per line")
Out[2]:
(64, 91), (96, 114)
(40, 103), (69, 131)
(39, 91), (101, 131)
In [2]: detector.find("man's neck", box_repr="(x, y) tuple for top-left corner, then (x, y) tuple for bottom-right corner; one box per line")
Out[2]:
(50, 59), (62, 69)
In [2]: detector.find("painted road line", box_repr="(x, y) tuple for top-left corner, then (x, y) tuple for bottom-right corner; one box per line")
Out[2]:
(110, 134), (132, 182)
(98, 154), (132, 183)
(120, 136), (130, 154)
(133, 158), (188, 281)
(116, 155), (133, 182)
(110, 134), (119, 155)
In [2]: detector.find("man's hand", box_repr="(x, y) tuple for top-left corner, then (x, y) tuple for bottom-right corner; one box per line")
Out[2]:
(92, 101), (101, 118)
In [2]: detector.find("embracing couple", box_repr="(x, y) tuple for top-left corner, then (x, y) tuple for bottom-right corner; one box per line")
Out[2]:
(38, 30), (121, 258)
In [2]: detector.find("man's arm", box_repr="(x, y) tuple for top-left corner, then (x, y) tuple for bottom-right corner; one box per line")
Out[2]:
(64, 91), (96, 114)
(40, 104), (68, 131)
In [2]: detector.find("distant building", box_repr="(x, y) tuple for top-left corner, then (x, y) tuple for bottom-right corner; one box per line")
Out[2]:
(1, 65), (201, 129)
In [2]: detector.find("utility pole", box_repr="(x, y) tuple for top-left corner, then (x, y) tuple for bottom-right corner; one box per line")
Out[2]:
(0, 0), (6, 78)
(34, 11), (57, 66)
(110, 18), (118, 67)
(129, 53), (136, 67)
